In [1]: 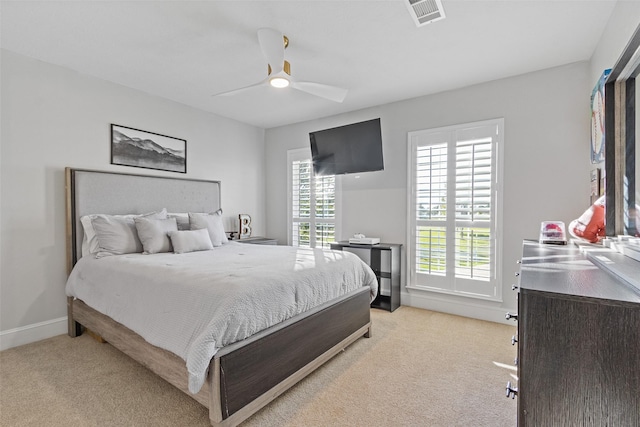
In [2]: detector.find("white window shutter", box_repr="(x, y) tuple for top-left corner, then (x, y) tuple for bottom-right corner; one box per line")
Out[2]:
(409, 119), (503, 300)
(288, 148), (338, 249)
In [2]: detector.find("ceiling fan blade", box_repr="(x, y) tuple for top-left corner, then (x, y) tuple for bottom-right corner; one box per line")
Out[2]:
(291, 81), (348, 103)
(212, 80), (266, 97)
(257, 27), (285, 72)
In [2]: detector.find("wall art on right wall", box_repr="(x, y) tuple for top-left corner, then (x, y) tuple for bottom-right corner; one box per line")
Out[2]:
(590, 68), (611, 164)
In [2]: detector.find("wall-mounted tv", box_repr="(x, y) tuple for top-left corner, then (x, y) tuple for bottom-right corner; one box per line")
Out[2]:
(309, 118), (384, 176)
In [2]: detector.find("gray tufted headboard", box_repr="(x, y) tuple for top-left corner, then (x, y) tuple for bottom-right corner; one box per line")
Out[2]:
(65, 167), (221, 272)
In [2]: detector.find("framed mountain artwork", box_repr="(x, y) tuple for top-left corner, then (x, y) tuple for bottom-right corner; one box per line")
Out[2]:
(111, 124), (186, 173)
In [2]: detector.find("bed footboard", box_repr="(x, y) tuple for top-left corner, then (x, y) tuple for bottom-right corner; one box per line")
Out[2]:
(211, 288), (371, 425)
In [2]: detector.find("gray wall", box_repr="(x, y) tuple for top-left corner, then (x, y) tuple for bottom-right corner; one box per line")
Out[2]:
(0, 50), (265, 348)
(265, 62), (591, 322)
(264, 1), (640, 323)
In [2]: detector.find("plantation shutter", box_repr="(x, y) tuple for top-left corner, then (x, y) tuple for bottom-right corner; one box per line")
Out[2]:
(454, 136), (492, 281)
(409, 119), (502, 300)
(291, 158), (312, 247)
(415, 140), (448, 276)
(314, 174), (336, 248)
(288, 148), (337, 248)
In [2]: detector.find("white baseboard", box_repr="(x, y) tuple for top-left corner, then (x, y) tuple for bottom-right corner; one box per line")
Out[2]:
(0, 317), (68, 351)
(401, 290), (516, 325)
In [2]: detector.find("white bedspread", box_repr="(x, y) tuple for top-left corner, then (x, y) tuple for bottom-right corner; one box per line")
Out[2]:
(66, 242), (377, 393)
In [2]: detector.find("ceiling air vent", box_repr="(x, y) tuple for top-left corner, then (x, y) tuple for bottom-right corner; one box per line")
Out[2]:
(405, 0), (446, 27)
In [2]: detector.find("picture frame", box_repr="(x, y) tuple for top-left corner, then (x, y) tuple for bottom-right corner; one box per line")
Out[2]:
(590, 69), (611, 164)
(111, 124), (186, 173)
(590, 168), (601, 204)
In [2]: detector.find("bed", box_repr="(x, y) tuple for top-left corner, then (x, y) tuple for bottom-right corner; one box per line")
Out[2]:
(64, 167), (376, 426)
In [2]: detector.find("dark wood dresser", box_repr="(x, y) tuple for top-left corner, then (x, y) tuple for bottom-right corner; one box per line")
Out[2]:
(511, 240), (640, 426)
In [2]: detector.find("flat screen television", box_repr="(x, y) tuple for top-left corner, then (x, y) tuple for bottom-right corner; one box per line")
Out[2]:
(309, 118), (384, 176)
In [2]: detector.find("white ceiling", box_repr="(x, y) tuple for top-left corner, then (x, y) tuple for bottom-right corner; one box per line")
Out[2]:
(1, 1), (618, 129)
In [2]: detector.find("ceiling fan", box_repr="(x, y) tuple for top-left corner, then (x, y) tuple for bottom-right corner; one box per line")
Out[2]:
(213, 28), (348, 103)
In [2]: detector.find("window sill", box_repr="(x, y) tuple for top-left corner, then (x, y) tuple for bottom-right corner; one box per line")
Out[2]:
(405, 285), (503, 303)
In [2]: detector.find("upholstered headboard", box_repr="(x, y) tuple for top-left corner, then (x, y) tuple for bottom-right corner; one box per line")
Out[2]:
(65, 167), (221, 272)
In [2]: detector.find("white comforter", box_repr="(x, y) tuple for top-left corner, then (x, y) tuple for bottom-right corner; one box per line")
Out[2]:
(66, 242), (377, 393)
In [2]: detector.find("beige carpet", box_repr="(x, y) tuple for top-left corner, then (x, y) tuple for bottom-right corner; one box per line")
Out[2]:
(0, 307), (517, 426)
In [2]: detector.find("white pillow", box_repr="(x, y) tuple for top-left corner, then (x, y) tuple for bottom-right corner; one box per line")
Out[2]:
(92, 216), (142, 258)
(80, 215), (102, 256)
(134, 217), (178, 254)
(189, 210), (228, 247)
(168, 213), (190, 230)
(80, 209), (167, 257)
(168, 229), (214, 254)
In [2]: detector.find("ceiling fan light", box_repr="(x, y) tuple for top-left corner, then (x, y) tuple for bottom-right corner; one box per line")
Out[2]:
(270, 77), (290, 88)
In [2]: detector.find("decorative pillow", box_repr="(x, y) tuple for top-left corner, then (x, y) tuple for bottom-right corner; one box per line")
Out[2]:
(89, 209), (167, 258)
(91, 216), (142, 258)
(189, 209), (228, 247)
(168, 229), (214, 254)
(134, 217), (178, 254)
(81, 209), (167, 257)
(80, 215), (101, 256)
(168, 213), (190, 231)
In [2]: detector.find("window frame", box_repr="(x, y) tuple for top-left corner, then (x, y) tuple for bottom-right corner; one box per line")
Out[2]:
(406, 118), (504, 302)
(287, 147), (341, 248)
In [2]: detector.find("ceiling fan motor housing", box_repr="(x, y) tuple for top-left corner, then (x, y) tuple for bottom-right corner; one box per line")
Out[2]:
(268, 60), (291, 77)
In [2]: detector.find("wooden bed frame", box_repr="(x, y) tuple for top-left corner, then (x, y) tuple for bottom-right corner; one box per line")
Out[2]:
(64, 167), (372, 426)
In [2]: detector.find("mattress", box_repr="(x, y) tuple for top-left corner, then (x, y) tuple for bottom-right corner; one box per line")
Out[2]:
(66, 242), (378, 393)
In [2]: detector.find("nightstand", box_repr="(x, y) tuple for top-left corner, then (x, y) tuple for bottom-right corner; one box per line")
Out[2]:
(236, 237), (278, 245)
(330, 242), (401, 312)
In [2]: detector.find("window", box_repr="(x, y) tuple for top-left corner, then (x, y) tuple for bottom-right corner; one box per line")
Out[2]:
(408, 119), (503, 300)
(288, 148), (339, 248)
